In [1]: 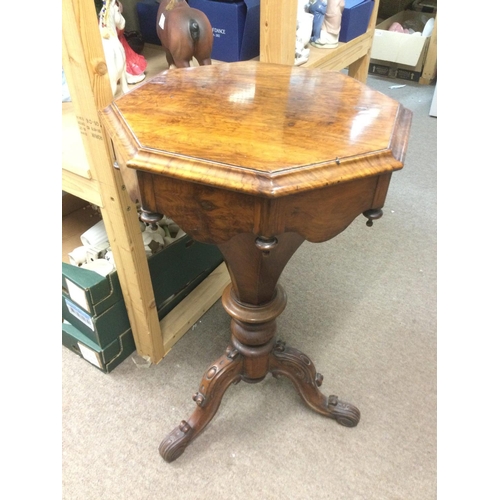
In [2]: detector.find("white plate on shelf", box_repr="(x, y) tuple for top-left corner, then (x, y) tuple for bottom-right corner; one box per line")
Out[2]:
(422, 18), (435, 38)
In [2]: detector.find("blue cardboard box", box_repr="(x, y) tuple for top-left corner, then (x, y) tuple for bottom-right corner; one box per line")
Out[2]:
(188, 0), (260, 62)
(339, 0), (374, 43)
(136, 0), (161, 45)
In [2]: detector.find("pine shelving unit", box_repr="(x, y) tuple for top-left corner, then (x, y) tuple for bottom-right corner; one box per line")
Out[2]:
(62, 0), (230, 365)
(260, 0), (381, 82)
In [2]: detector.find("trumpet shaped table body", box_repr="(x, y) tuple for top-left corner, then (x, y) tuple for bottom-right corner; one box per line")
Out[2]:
(100, 61), (412, 462)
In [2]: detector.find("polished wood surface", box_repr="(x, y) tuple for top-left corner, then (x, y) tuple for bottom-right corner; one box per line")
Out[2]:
(99, 61), (412, 463)
(101, 61), (411, 198)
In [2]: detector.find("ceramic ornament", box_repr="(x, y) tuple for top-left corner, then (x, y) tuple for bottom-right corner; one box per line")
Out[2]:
(68, 246), (88, 267)
(81, 219), (109, 248)
(142, 225), (165, 254)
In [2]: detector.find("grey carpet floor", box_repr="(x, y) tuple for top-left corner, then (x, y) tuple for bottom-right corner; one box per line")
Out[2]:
(62, 74), (437, 500)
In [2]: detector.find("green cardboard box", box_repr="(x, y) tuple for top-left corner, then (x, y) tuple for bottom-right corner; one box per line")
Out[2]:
(147, 236), (224, 319)
(62, 263), (123, 317)
(62, 295), (131, 348)
(62, 321), (135, 373)
(62, 235), (224, 348)
(63, 234), (223, 319)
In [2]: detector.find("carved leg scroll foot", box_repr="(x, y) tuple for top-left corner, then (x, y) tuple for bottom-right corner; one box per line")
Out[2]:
(158, 419), (194, 463)
(269, 340), (360, 427)
(327, 395), (361, 427)
(159, 347), (243, 463)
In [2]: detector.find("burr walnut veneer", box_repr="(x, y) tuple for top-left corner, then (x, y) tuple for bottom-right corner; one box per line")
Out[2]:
(100, 61), (412, 463)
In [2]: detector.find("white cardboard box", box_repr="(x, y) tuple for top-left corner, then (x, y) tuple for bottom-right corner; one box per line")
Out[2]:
(371, 10), (435, 67)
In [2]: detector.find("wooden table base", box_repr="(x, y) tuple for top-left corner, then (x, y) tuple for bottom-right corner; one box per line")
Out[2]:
(159, 293), (360, 462)
(159, 233), (360, 463)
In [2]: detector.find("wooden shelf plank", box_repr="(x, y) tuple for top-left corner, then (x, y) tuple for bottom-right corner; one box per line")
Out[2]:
(304, 32), (374, 71)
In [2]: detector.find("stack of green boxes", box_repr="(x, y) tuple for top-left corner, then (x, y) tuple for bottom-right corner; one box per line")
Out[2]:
(62, 234), (224, 372)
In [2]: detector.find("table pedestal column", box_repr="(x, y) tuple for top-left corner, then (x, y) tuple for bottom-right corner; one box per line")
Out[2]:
(159, 231), (360, 463)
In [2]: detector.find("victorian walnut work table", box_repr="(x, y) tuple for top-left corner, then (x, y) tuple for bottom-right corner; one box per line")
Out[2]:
(100, 61), (412, 463)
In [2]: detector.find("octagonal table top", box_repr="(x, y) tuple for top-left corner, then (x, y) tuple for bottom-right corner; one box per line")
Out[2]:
(101, 61), (412, 198)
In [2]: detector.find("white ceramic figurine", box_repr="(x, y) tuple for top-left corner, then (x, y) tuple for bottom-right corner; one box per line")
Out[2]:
(99, 0), (129, 96)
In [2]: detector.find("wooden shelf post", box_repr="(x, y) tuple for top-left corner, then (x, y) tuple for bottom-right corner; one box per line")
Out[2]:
(419, 13), (437, 85)
(62, 0), (164, 362)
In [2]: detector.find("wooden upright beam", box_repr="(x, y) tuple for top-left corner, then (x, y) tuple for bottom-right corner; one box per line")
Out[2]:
(62, 0), (165, 362)
(419, 13), (437, 85)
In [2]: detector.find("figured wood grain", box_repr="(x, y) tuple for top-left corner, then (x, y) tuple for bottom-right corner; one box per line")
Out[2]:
(100, 62), (412, 199)
(136, 170), (384, 246)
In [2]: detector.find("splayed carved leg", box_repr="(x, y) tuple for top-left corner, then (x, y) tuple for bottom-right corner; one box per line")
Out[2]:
(158, 346), (243, 463)
(269, 340), (360, 427)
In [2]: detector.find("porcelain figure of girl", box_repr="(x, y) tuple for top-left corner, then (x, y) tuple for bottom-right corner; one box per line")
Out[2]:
(310, 0), (345, 48)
